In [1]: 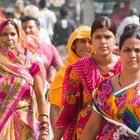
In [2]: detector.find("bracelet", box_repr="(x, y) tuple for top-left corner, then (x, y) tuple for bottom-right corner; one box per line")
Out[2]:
(38, 114), (49, 121)
(40, 131), (49, 136)
(40, 121), (49, 127)
(41, 133), (49, 136)
(39, 126), (49, 135)
(39, 126), (49, 131)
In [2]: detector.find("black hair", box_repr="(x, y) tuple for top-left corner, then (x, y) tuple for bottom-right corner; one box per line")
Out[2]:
(123, 23), (140, 33)
(60, 5), (68, 17)
(91, 16), (116, 37)
(39, 0), (46, 9)
(21, 16), (40, 27)
(4, 12), (15, 19)
(119, 29), (140, 50)
(129, 7), (138, 16)
(71, 39), (78, 53)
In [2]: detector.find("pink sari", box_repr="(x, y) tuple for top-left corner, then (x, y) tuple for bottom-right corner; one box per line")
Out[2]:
(0, 45), (40, 140)
(56, 56), (121, 140)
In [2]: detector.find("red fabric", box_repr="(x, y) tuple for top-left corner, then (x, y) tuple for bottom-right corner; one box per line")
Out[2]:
(56, 56), (121, 140)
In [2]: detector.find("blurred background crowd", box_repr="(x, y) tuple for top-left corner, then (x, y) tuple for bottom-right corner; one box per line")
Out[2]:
(0, 0), (140, 139)
(1, 0), (140, 26)
(1, 0), (140, 48)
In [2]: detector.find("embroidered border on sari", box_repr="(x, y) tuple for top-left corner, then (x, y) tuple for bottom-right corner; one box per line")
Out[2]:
(114, 81), (140, 97)
(92, 100), (139, 137)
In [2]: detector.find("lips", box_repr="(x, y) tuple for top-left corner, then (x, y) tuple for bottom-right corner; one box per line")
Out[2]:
(100, 47), (108, 49)
(82, 49), (91, 53)
(128, 60), (137, 64)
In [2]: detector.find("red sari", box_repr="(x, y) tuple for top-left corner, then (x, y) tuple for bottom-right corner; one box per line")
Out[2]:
(56, 56), (121, 140)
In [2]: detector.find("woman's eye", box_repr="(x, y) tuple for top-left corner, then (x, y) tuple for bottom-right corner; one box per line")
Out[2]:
(94, 36), (101, 39)
(105, 35), (112, 39)
(1, 33), (7, 37)
(11, 33), (16, 36)
(123, 49), (131, 52)
(135, 48), (140, 53)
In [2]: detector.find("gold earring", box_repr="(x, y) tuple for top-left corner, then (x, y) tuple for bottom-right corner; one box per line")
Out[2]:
(91, 50), (96, 55)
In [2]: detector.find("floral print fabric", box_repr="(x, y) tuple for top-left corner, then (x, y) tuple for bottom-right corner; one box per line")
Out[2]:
(56, 56), (121, 140)
(93, 79), (140, 140)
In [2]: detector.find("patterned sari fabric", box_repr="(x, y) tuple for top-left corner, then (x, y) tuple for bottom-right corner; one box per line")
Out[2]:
(48, 25), (91, 107)
(56, 56), (121, 140)
(0, 45), (40, 140)
(93, 78), (140, 140)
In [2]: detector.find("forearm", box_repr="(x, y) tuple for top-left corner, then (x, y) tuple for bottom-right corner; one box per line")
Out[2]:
(36, 94), (48, 118)
(50, 104), (60, 133)
(53, 127), (65, 140)
(81, 110), (103, 140)
(34, 75), (48, 118)
(81, 125), (99, 140)
(33, 75), (48, 139)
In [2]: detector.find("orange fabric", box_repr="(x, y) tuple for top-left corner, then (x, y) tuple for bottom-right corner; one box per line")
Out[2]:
(0, 11), (5, 21)
(26, 35), (41, 53)
(48, 25), (91, 107)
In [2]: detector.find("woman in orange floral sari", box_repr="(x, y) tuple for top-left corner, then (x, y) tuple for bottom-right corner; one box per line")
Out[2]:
(0, 19), (48, 140)
(53, 16), (121, 140)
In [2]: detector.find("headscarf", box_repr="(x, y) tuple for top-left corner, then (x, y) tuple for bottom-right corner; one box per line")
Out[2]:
(0, 19), (33, 85)
(48, 25), (91, 107)
(66, 25), (91, 67)
(60, 25), (91, 76)
(0, 19), (27, 47)
(26, 35), (41, 53)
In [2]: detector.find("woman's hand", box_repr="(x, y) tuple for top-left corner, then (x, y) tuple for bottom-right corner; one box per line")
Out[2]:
(39, 131), (48, 140)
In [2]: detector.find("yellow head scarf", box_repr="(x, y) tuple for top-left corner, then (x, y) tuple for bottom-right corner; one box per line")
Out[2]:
(48, 25), (91, 107)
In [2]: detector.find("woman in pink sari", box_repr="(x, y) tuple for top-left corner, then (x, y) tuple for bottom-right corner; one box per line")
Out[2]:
(53, 17), (122, 140)
(0, 19), (48, 140)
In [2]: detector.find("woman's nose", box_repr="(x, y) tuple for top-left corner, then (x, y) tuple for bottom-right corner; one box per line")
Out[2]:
(101, 37), (106, 43)
(130, 50), (136, 58)
(85, 41), (90, 47)
(7, 35), (12, 40)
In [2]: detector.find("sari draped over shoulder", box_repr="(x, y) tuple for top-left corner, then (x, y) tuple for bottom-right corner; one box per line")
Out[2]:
(56, 56), (121, 140)
(48, 25), (91, 107)
(0, 45), (40, 140)
(93, 78), (140, 140)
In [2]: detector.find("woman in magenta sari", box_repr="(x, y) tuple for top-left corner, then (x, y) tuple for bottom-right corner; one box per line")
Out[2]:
(81, 26), (140, 140)
(0, 19), (48, 140)
(53, 17), (121, 140)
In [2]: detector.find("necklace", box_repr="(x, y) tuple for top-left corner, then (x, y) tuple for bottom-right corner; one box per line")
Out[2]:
(118, 73), (122, 87)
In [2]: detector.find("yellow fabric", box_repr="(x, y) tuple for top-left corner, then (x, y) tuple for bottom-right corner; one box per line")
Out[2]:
(48, 25), (91, 107)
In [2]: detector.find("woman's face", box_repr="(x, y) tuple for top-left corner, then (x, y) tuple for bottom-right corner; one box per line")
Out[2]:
(119, 37), (140, 72)
(74, 38), (92, 58)
(1, 24), (19, 50)
(91, 28), (116, 56)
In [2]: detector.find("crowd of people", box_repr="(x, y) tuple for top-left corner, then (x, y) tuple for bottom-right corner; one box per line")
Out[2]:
(0, 0), (140, 140)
